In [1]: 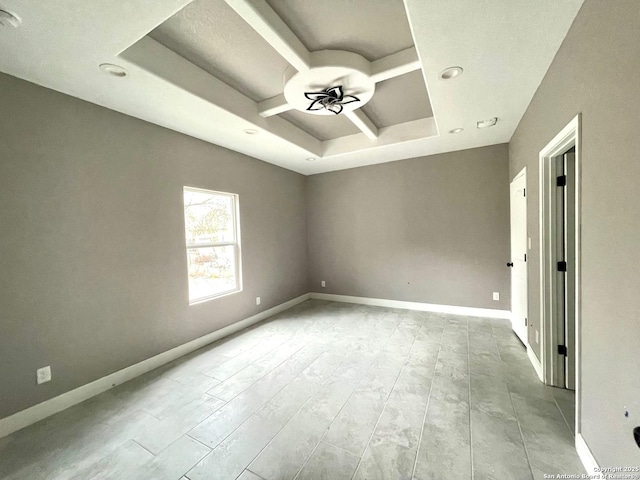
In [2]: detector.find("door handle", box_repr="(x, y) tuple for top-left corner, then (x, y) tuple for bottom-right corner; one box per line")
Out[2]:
(507, 262), (514, 267)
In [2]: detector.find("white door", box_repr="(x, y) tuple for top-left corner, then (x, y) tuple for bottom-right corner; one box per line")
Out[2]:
(510, 168), (528, 345)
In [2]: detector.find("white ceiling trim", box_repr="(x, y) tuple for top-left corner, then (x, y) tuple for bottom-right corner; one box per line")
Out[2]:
(258, 94), (293, 117)
(344, 110), (378, 140)
(258, 47), (422, 120)
(223, 0), (310, 72)
(370, 47), (421, 83)
(258, 47), (420, 122)
(323, 117), (437, 158)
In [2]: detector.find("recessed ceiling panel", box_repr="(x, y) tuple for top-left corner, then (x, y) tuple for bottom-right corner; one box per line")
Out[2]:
(149, 0), (289, 101)
(265, 0), (414, 61)
(362, 71), (433, 128)
(280, 110), (360, 141)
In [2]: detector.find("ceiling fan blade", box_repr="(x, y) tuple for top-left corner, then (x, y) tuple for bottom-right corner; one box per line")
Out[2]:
(339, 95), (360, 105)
(325, 86), (343, 99)
(306, 98), (326, 111)
(304, 92), (329, 100)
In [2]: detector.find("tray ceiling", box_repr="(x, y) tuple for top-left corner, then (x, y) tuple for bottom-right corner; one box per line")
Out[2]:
(148, 0), (432, 143)
(264, 0), (415, 61)
(149, 0), (431, 142)
(280, 110), (361, 141)
(362, 70), (433, 129)
(150, 0), (289, 102)
(0, 0), (586, 174)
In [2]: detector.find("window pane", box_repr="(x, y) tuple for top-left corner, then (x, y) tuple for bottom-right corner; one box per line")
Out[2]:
(187, 246), (237, 301)
(184, 189), (234, 245)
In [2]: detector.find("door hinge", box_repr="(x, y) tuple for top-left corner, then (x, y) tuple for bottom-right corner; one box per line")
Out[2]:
(525, 317), (528, 326)
(558, 344), (567, 356)
(557, 175), (567, 187)
(557, 261), (567, 272)
(524, 253), (527, 262)
(523, 188), (526, 197)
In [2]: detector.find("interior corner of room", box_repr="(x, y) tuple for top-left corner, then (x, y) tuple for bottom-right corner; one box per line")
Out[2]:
(1, 0), (639, 477)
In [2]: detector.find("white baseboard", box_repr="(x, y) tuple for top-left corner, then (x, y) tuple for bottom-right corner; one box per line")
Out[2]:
(0, 293), (310, 440)
(310, 292), (511, 319)
(576, 433), (601, 478)
(527, 346), (544, 382)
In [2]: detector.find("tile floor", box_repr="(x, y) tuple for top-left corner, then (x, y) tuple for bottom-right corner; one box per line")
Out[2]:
(0, 300), (585, 479)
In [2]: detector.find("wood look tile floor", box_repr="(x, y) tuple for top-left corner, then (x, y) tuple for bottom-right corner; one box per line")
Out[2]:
(0, 300), (584, 479)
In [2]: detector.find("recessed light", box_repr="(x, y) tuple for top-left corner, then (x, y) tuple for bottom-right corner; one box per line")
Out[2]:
(440, 66), (463, 80)
(449, 128), (464, 134)
(0, 9), (21, 28)
(305, 157), (317, 162)
(243, 129), (258, 135)
(477, 117), (498, 129)
(99, 63), (128, 78)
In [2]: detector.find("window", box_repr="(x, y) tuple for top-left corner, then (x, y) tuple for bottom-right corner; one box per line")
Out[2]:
(183, 187), (241, 304)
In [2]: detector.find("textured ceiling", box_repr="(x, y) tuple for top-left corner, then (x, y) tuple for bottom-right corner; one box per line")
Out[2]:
(280, 109), (360, 141)
(0, 0), (586, 175)
(264, 0), (414, 61)
(362, 70), (433, 128)
(150, 0), (289, 101)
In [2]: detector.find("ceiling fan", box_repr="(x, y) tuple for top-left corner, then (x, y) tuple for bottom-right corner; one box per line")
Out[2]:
(304, 86), (360, 115)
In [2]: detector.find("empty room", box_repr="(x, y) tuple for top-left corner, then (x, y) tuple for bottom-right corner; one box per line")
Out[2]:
(1, 0), (638, 478)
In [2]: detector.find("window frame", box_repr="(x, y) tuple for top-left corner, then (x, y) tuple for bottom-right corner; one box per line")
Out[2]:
(183, 186), (242, 305)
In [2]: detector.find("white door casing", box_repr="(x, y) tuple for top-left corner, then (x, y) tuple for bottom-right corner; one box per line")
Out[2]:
(510, 167), (528, 345)
(539, 114), (581, 434)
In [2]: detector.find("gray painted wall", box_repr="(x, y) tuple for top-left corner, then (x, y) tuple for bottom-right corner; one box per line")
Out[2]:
(307, 144), (511, 310)
(509, 0), (640, 466)
(0, 72), (309, 419)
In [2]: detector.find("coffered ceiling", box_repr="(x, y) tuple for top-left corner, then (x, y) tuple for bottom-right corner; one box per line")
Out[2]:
(0, 0), (585, 174)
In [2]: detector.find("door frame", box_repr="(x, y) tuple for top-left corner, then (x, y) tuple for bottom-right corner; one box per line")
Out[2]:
(539, 114), (582, 434)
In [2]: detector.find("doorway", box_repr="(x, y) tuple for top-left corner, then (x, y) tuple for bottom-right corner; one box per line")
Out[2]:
(539, 114), (581, 433)
(509, 167), (528, 346)
(554, 148), (576, 390)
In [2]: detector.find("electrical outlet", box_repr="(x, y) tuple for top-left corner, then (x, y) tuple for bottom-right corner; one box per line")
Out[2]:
(256, 296), (261, 305)
(36, 366), (51, 385)
(492, 292), (500, 301)
(321, 281), (326, 288)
